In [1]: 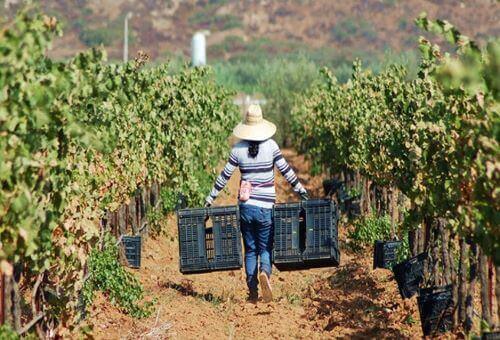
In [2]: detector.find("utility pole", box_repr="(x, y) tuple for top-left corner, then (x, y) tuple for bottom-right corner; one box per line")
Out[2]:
(123, 12), (133, 62)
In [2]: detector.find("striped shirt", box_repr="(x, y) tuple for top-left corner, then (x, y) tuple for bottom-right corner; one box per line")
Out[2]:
(206, 139), (307, 209)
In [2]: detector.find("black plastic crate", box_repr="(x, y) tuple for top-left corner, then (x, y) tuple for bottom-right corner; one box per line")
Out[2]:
(273, 202), (304, 269)
(482, 332), (500, 340)
(393, 252), (427, 299)
(302, 199), (340, 267)
(122, 235), (141, 268)
(322, 179), (344, 197)
(273, 199), (339, 271)
(345, 198), (361, 218)
(373, 240), (402, 269)
(177, 206), (242, 274)
(417, 285), (454, 337)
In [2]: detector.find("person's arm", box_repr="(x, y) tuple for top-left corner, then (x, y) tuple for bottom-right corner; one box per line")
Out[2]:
(205, 149), (238, 206)
(272, 142), (309, 198)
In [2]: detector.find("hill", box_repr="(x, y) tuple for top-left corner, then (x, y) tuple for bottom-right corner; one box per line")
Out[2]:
(1, 0), (499, 62)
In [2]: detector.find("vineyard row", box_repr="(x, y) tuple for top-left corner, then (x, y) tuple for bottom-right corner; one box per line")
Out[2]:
(291, 15), (499, 332)
(0, 12), (237, 336)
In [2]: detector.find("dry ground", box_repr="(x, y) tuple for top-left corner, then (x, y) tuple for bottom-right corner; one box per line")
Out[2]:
(86, 150), (428, 339)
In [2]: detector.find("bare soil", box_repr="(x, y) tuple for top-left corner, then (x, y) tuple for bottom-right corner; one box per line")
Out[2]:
(86, 149), (426, 339)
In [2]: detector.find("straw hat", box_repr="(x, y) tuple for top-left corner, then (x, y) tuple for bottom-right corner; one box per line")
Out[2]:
(233, 104), (276, 141)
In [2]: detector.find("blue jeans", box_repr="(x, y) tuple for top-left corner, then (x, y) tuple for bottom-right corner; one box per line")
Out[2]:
(239, 204), (273, 293)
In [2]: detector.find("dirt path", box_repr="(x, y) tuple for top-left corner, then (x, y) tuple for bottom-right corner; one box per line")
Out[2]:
(87, 149), (421, 339)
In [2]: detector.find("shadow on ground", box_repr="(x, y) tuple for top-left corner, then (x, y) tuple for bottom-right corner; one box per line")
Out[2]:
(304, 260), (410, 338)
(162, 279), (226, 304)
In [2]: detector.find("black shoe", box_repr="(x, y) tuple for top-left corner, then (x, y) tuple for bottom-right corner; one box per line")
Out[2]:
(247, 290), (258, 304)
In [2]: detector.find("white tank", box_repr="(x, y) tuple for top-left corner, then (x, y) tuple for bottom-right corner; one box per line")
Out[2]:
(191, 32), (206, 67)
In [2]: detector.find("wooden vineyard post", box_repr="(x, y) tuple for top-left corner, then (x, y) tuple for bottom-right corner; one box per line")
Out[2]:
(408, 200), (418, 257)
(439, 219), (452, 285)
(135, 194), (141, 232)
(479, 251), (493, 327)
(369, 183), (376, 214)
(390, 188), (398, 238)
(125, 204), (131, 235)
(431, 226), (441, 286)
(111, 211), (118, 238)
(2, 270), (21, 331)
(496, 265), (500, 329)
(409, 228), (418, 257)
(380, 186), (387, 215)
(118, 205), (127, 236)
(0, 269), (4, 326)
(140, 188), (148, 234)
(363, 178), (371, 215)
(450, 231), (459, 327)
(458, 237), (468, 325)
(408, 201), (419, 257)
(423, 217), (432, 253)
(127, 199), (137, 234)
(152, 182), (159, 208)
(465, 242), (478, 333)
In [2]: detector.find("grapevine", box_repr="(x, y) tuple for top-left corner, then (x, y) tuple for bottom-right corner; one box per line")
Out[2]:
(0, 10), (237, 335)
(292, 14), (499, 263)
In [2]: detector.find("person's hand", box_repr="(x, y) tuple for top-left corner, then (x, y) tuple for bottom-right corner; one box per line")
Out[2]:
(204, 202), (211, 222)
(300, 191), (310, 201)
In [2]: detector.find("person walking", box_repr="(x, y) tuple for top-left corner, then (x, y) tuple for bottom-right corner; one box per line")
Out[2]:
(205, 104), (309, 303)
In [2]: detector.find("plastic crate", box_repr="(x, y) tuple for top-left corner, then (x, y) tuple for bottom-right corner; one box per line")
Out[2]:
(393, 252), (427, 299)
(122, 235), (141, 268)
(418, 285), (454, 336)
(322, 179), (344, 197)
(302, 199), (340, 267)
(482, 332), (500, 340)
(177, 206), (242, 274)
(273, 199), (339, 271)
(373, 240), (402, 269)
(345, 198), (361, 218)
(273, 202), (304, 268)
